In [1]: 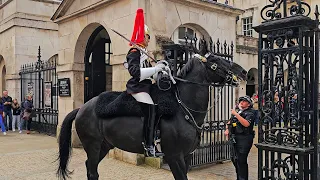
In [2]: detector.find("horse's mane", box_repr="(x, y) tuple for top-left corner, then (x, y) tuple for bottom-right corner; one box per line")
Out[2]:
(177, 57), (199, 78)
(177, 43), (208, 78)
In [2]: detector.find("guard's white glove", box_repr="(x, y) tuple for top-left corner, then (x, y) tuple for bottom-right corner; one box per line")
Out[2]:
(153, 70), (169, 80)
(155, 63), (166, 72)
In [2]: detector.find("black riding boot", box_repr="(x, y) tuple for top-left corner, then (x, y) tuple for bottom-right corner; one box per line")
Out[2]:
(139, 102), (161, 157)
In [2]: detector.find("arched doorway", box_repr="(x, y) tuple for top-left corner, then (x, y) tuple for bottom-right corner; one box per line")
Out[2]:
(0, 55), (6, 92)
(2, 65), (5, 92)
(84, 25), (112, 102)
(170, 23), (210, 47)
(169, 23), (210, 73)
(246, 68), (258, 97)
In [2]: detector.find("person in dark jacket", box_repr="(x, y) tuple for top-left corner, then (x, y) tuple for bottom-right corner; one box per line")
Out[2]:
(12, 98), (21, 133)
(21, 95), (33, 134)
(125, 9), (165, 157)
(2, 90), (12, 131)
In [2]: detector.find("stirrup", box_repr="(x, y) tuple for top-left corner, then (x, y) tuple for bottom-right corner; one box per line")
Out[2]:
(142, 142), (164, 157)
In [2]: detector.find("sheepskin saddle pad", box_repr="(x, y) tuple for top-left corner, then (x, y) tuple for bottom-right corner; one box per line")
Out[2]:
(95, 86), (179, 119)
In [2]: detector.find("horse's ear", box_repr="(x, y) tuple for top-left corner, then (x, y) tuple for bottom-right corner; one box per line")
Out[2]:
(199, 39), (208, 56)
(188, 44), (200, 54)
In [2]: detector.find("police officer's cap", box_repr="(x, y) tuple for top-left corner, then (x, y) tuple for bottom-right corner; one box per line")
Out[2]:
(239, 95), (253, 106)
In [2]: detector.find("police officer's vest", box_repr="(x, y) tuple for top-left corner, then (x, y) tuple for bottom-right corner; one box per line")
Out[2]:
(231, 108), (255, 135)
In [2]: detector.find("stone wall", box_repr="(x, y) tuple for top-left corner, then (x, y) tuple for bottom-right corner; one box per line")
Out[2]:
(234, 35), (258, 97)
(0, 0), (59, 99)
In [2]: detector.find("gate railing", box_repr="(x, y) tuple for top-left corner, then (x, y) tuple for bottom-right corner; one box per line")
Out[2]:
(162, 34), (235, 167)
(19, 47), (58, 136)
(254, 1), (320, 179)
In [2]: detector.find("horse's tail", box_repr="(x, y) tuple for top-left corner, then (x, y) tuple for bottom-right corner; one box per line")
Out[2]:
(56, 108), (80, 180)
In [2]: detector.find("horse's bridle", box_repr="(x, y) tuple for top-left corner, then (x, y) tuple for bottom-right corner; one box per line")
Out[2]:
(173, 53), (241, 87)
(169, 53), (242, 134)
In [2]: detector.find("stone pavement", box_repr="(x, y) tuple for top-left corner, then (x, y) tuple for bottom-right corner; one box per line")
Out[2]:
(0, 131), (258, 180)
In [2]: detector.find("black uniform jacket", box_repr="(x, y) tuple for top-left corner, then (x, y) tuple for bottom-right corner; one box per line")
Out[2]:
(233, 108), (255, 135)
(126, 48), (152, 94)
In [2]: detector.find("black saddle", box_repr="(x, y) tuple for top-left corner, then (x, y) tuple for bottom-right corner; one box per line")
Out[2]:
(95, 85), (179, 119)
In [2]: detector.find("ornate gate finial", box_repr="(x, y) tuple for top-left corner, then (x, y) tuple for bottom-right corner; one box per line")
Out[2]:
(315, 5), (319, 20)
(261, 0), (311, 21)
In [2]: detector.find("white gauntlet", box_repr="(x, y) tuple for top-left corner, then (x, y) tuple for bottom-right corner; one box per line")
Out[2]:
(140, 64), (165, 82)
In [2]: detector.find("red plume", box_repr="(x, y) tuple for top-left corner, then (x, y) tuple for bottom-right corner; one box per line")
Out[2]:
(130, 8), (145, 46)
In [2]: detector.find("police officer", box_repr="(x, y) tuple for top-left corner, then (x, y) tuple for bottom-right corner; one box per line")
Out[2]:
(126, 8), (165, 157)
(224, 95), (255, 180)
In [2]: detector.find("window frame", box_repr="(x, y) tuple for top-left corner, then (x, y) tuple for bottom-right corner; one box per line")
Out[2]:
(177, 26), (196, 45)
(242, 16), (253, 37)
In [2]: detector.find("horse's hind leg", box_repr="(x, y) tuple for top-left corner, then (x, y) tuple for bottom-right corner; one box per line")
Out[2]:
(83, 139), (101, 180)
(99, 140), (114, 163)
(184, 154), (193, 173)
(83, 139), (113, 180)
(165, 154), (188, 180)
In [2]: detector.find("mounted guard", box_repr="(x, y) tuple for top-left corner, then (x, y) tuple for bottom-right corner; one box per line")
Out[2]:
(125, 8), (165, 157)
(56, 8), (249, 179)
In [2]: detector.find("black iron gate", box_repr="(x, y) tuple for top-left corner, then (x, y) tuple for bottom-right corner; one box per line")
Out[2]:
(163, 35), (235, 167)
(19, 47), (58, 136)
(254, 1), (319, 179)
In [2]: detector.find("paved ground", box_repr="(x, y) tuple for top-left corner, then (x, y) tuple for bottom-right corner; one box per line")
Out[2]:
(0, 130), (258, 180)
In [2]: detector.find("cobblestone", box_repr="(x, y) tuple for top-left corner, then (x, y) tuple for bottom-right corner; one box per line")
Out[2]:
(0, 131), (258, 180)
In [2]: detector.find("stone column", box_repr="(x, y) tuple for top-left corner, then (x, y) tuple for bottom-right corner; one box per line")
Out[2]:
(56, 63), (84, 147)
(5, 75), (20, 100)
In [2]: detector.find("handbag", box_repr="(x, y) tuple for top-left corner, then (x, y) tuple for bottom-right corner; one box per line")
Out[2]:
(22, 110), (30, 120)
(22, 108), (36, 120)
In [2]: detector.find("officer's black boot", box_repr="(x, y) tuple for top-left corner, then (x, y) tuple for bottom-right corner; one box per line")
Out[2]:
(139, 102), (157, 157)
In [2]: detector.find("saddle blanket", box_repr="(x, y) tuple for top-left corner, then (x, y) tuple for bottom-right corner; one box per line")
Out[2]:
(95, 86), (179, 118)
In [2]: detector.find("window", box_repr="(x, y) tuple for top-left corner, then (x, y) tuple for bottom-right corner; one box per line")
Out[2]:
(177, 27), (195, 45)
(243, 17), (253, 37)
(105, 41), (112, 65)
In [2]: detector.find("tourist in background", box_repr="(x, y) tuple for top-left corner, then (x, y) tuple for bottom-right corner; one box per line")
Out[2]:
(252, 94), (259, 126)
(0, 97), (6, 135)
(2, 90), (13, 131)
(12, 98), (21, 133)
(21, 95), (34, 134)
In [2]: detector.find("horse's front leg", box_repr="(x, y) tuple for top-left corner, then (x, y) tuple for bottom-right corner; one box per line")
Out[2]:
(165, 154), (188, 180)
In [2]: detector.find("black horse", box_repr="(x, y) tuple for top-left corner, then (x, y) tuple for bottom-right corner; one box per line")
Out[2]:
(56, 49), (247, 180)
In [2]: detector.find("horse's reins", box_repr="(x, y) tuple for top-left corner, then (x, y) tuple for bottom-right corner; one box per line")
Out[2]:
(169, 54), (232, 155)
(168, 54), (230, 134)
(170, 53), (240, 134)
(173, 77), (227, 87)
(174, 85), (224, 133)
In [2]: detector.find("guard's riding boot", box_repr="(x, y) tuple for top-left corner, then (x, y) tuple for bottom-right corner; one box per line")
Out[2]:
(139, 102), (161, 157)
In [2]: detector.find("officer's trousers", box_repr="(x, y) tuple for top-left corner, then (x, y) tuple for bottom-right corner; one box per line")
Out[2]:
(231, 134), (254, 180)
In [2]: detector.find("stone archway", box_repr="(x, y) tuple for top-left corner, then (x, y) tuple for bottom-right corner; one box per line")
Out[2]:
(2, 66), (6, 92)
(170, 23), (211, 47)
(246, 68), (258, 97)
(74, 23), (113, 103)
(168, 23), (211, 66)
(0, 55), (6, 92)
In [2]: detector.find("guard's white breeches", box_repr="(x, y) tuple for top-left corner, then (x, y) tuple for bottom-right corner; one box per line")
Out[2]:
(132, 92), (154, 105)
